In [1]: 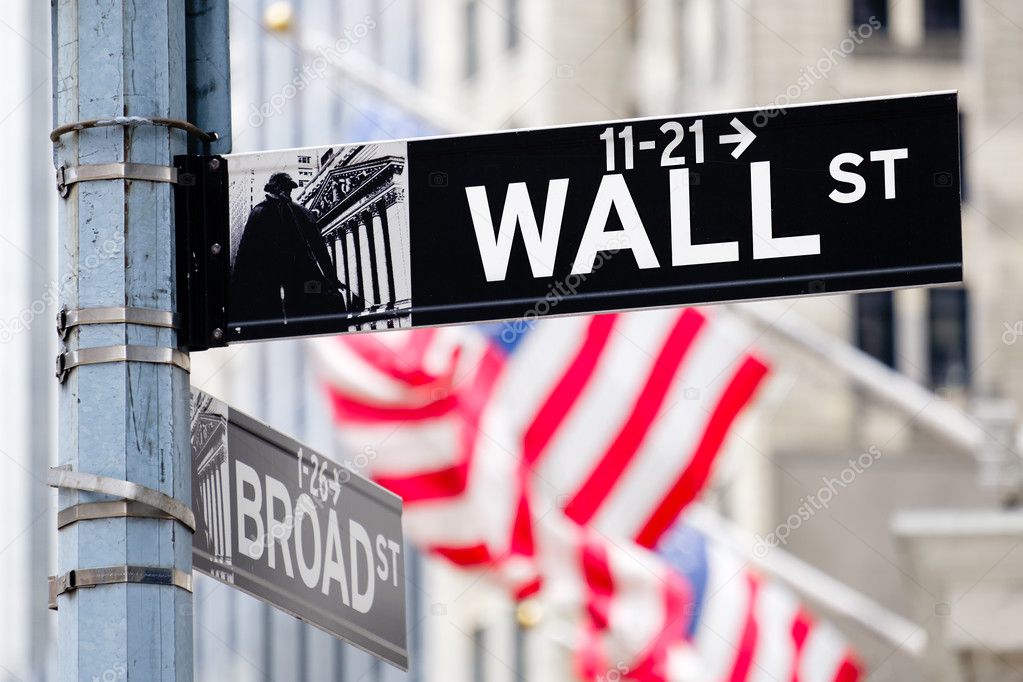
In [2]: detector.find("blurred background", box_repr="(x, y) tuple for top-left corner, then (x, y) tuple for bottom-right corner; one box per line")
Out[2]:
(2, 0), (1023, 680)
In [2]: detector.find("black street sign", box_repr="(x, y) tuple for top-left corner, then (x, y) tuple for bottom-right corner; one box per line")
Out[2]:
(189, 389), (408, 669)
(176, 91), (962, 348)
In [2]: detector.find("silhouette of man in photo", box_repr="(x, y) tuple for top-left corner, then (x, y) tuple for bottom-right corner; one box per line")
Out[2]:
(231, 172), (352, 323)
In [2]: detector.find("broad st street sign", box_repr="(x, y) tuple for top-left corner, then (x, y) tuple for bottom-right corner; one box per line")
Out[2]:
(176, 91), (962, 349)
(189, 389), (408, 669)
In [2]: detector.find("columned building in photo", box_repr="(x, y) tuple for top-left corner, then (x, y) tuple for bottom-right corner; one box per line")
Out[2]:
(191, 393), (234, 584)
(299, 146), (411, 328)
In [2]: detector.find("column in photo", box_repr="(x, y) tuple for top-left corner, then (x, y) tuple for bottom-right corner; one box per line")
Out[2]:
(359, 212), (378, 308)
(346, 226), (362, 311)
(384, 189), (411, 307)
(372, 205), (393, 306)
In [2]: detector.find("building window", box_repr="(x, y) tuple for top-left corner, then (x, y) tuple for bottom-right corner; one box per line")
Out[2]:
(929, 287), (970, 389)
(507, 0), (520, 50)
(925, 0), (961, 32)
(471, 627), (486, 682)
(297, 155), (311, 164)
(853, 0), (888, 31)
(855, 292), (896, 368)
(465, 0), (480, 79)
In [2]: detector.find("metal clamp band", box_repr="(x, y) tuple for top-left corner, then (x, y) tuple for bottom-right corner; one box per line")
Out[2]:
(57, 501), (178, 529)
(50, 116), (217, 144)
(56, 306), (180, 340)
(48, 467), (196, 532)
(56, 162), (180, 197)
(48, 566), (193, 610)
(56, 344), (190, 382)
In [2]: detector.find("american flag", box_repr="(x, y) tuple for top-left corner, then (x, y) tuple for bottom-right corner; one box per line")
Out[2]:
(314, 308), (766, 564)
(313, 307), (820, 680)
(314, 324), (529, 570)
(659, 523), (863, 682)
(528, 512), (693, 682)
(487, 308), (769, 550)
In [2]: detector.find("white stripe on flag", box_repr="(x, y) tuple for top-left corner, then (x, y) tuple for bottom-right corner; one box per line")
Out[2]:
(311, 337), (431, 407)
(534, 311), (679, 500)
(749, 580), (800, 682)
(694, 543), (753, 681)
(400, 425), (520, 549)
(487, 316), (593, 455)
(799, 622), (850, 682)
(401, 326), (573, 554)
(337, 418), (463, 477)
(605, 542), (675, 665)
(591, 313), (749, 539)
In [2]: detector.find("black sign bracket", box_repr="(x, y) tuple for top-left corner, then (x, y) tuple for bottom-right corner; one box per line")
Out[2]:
(175, 154), (230, 351)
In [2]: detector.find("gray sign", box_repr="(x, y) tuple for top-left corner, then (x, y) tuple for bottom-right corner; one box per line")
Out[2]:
(189, 389), (408, 669)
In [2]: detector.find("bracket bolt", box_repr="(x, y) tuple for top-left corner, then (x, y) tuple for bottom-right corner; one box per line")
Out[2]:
(208, 158), (221, 172)
(210, 243), (222, 256)
(211, 328), (225, 343)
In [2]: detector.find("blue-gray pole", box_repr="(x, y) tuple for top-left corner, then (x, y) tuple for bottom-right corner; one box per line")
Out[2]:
(52, 0), (192, 680)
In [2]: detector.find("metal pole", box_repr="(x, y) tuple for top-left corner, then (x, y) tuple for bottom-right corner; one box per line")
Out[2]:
(52, 1), (192, 680)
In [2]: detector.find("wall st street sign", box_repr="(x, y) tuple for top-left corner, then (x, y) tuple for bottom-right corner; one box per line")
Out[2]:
(189, 389), (408, 669)
(177, 91), (962, 349)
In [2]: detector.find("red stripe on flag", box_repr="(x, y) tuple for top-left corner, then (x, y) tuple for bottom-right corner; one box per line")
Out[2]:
(513, 577), (542, 601)
(628, 570), (693, 682)
(565, 309), (706, 526)
(790, 608), (813, 682)
(577, 531), (614, 682)
(374, 461), (469, 502)
(432, 543), (493, 567)
(522, 315), (618, 467)
(729, 575), (760, 682)
(327, 386), (457, 423)
(498, 449), (542, 598)
(363, 343), (507, 503)
(834, 654), (862, 682)
(576, 625), (606, 682)
(634, 354), (769, 548)
(342, 330), (444, 387)
(405, 328), (443, 370)
(581, 532), (615, 631)
(510, 485), (535, 558)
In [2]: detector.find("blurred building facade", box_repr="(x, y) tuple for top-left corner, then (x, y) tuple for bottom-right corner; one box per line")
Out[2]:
(2, 0), (1023, 681)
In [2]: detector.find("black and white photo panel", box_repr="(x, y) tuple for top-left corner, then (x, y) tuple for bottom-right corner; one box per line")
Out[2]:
(226, 142), (412, 340)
